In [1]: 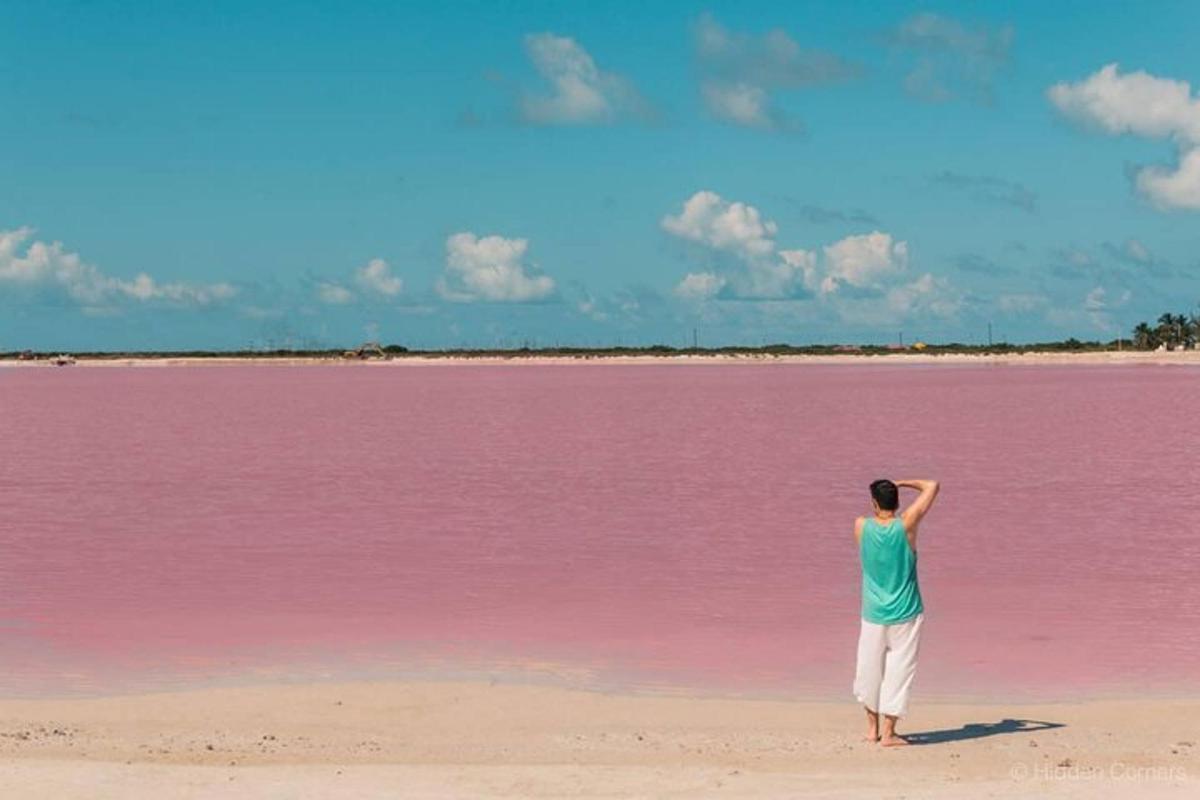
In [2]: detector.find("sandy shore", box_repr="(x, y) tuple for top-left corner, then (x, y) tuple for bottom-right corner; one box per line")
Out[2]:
(1, 680), (1195, 798)
(3, 349), (1200, 368)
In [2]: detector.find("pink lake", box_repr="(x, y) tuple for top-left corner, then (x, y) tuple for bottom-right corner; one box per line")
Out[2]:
(1, 363), (1198, 699)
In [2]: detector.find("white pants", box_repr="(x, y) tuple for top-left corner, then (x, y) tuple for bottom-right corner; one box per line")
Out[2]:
(853, 613), (924, 718)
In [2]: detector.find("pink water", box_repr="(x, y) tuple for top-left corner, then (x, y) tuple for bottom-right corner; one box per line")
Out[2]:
(2, 363), (1198, 699)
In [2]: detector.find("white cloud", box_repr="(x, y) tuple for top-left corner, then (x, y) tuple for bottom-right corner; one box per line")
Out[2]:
(662, 191), (941, 317)
(354, 257), (403, 297)
(701, 81), (780, 130)
(673, 271), (726, 301)
(821, 231), (908, 293)
(885, 273), (962, 317)
(693, 13), (857, 131)
(438, 232), (556, 303)
(519, 33), (646, 125)
(0, 227), (235, 309)
(1134, 147), (1200, 210)
(661, 190), (778, 259)
(316, 282), (354, 305)
(1048, 64), (1200, 210)
(1048, 64), (1200, 142)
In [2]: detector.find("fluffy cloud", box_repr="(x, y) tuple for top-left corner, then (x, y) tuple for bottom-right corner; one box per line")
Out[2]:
(354, 258), (403, 297)
(888, 13), (1013, 103)
(1048, 64), (1200, 141)
(438, 232), (556, 303)
(822, 232), (908, 293)
(0, 227), (235, 309)
(885, 273), (962, 317)
(693, 13), (858, 131)
(663, 191), (956, 321)
(519, 33), (647, 125)
(1048, 64), (1200, 210)
(661, 190), (778, 259)
(673, 271), (727, 302)
(700, 82), (777, 130)
(1134, 147), (1200, 209)
(314, 258), (402, 305)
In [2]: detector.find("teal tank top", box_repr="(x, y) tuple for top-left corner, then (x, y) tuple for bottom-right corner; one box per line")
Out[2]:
(860, 516), (924, 624)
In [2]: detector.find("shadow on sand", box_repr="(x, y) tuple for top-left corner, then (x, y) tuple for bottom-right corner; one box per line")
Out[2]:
(904, 718), (1065, 745)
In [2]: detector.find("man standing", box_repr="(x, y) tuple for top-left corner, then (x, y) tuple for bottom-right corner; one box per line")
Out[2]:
(853, 478), (940, 746)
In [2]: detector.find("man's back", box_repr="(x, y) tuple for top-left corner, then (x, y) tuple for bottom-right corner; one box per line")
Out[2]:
(859, 516), (923, 625)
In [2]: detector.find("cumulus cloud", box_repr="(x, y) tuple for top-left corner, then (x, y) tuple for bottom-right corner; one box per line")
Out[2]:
(693, 13), (858, 131)
(885, 273), (962, 318)
(673, 271), (727, 302)
(438, 232), (556, 303)
(519, 33), (648, 125)
(313, 258), (402, 305)
(0, 227), (236, 310)
(354, 258), (403, 297)
(661, 190), (778, 259)
(1048, 64), (1200, 210)
(1134, 147), (1200, 209)
(663, 191), (957, 321)
(822, 232), (908, 294)
(887, 12), (1013, 103)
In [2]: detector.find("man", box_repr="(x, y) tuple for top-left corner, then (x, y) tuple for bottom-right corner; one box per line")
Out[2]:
(853, 478), (940, 747)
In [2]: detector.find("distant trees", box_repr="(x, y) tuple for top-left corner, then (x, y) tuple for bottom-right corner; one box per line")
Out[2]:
(1131, 312), (1199, 350)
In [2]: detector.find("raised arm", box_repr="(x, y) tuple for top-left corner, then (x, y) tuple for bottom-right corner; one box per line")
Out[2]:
(897, 479), (940, 539)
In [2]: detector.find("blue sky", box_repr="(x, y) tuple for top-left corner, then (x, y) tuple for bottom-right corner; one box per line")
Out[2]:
(2, 0), (1199, 350)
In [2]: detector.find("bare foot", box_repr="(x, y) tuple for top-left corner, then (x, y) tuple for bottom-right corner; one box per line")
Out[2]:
(880, 734), (909, 747)
(864, 708), (880, 742)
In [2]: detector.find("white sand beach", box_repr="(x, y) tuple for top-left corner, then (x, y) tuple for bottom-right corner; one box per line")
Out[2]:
(1, 680), (1196, 799)
(4, 349), (1200, 368)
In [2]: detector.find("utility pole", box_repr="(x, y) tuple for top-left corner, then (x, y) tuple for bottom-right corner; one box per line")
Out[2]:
(899, 331), (904, 348)
(987, 322), (993, 347)
(693, 327), (698, 349)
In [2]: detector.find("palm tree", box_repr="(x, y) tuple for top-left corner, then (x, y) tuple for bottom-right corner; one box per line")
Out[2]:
(1173, 313), (1191, 348)
(1155, 313), (1189, 349)
(1132, 322), (1157, 350)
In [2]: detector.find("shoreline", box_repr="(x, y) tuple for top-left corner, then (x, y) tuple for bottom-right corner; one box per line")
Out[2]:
(4, 349), (1200, 368)
(1, 679), (1196, 798)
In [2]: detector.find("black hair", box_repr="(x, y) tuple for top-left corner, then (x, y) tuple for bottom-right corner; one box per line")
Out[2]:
(870, 479), (899, 511)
